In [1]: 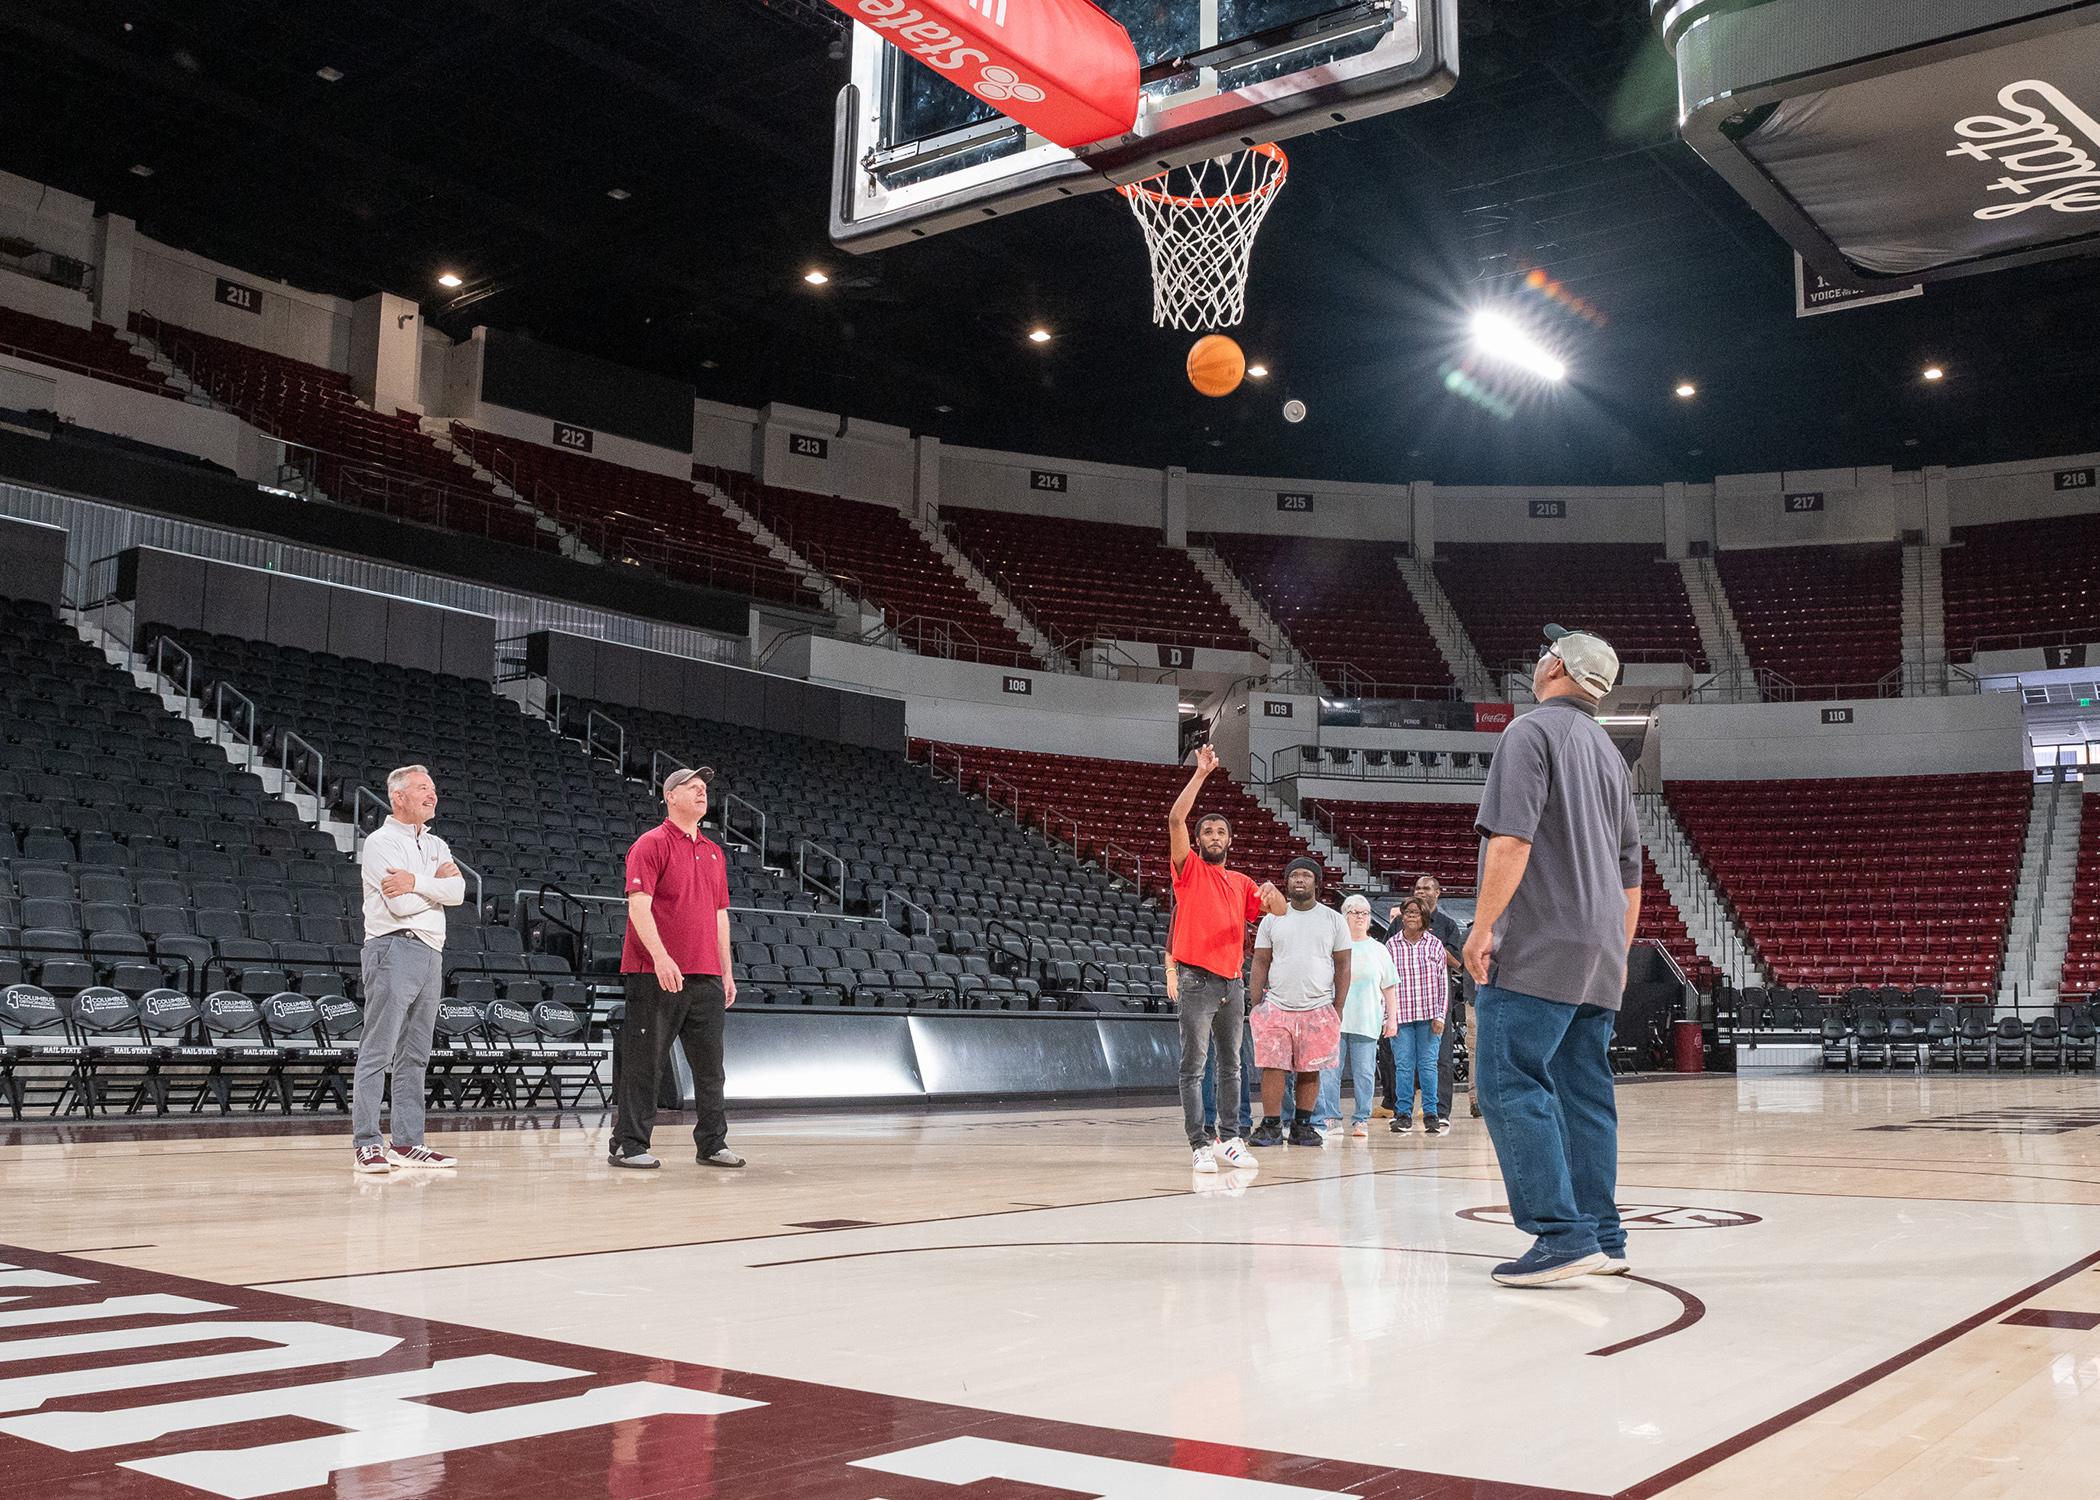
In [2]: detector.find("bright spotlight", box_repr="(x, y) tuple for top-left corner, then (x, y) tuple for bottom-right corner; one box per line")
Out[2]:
(1470, 310), (1566, 383)
(436, 272), (463, 288)
(1922, 365), (1944, 381)
(1675, 382), (1697, 399)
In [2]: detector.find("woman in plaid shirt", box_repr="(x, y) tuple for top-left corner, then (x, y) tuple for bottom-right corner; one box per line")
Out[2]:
(1386, 898), (1450, 1135)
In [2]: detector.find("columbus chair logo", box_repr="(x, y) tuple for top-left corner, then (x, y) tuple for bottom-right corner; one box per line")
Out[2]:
(1947, 79), (2100, 221)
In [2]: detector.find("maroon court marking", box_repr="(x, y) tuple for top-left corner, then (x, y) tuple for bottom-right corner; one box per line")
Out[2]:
(784, 1219), (879, 1230)
(0, 1242), (1597, 1500)
(742, 1238), (1706, 1359)
(2000, 1308), (2100, 1330)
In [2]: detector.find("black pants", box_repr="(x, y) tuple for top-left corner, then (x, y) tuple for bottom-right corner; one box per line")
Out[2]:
(612, 972), (727, 1159)
(1376, 1032), (1396, 1108)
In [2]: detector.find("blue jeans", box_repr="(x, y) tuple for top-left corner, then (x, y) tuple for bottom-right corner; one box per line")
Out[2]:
(1340, 1033), (1381, 1125)
(1201, 1032), (1253, 1136)
(1391, 1019), (1439, 1122)
(1474, 984), (1621, 1258)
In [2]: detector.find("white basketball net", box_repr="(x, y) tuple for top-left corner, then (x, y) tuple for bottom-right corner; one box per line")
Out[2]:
(1117, 143), (1288, 331)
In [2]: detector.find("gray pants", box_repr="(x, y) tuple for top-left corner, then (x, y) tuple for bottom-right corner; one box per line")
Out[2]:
(1177, 967), (1244, 1149)
(352, 932), (443, 1149)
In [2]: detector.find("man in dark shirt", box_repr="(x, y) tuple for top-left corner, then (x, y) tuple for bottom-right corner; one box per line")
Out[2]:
(1465, 626), (1642, 1287)
(609, 766), (742, 1172)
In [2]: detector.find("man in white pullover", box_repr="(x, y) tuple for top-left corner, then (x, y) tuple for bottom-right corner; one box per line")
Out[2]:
(352, 764), (466, 1174)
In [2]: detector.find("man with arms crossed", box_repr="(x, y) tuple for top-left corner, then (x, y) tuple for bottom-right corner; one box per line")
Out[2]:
(609, 766), (744, 1171)
(1247, 858), (1351, 1149)
(1168, 744), (1284, 1174)
(353, 765), (465, 1174)
(1464, 626), (1641, 1286)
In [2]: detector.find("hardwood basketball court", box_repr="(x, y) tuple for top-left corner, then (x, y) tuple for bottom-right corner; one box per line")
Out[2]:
(6, 1074), (2100, 1499)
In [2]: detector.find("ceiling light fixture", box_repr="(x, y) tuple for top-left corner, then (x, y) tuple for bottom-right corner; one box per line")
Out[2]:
(1922, 365), (1944, 381)
(1246, 363), (1269, 378)
(803, 269), (829, 286)
(607, 187), (632, 201)
(1028, 328), (1052, 343)
(129, 163), (154, 177)
(1470, 309), (1566, 383)
(436, 272), (463, 288)
(316, 66), (344, 82)
(1675, 382), (1696, 398)
(935, 403), (955, 413)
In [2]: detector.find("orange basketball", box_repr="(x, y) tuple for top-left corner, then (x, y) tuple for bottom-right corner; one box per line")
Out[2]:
(1186, 334), (1246, 397)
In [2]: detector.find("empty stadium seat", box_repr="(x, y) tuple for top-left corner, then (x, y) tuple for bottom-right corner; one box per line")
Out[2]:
(1670, 773), (2027, 996)
(1943, 514), (2100, 662)
(1436, 543), (1706, 674)
(945, 508), (1254, 654)
(1205, 535), (1453, 692)
(728, 478), (1038, 663)
(0, 306), (179, 399)
(1715, 544), (1902, 696)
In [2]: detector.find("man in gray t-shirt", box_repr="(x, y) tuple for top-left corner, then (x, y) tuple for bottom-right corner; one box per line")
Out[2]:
(1247, 858), (1351, 1149)
(1463, 625), (1643, 1289)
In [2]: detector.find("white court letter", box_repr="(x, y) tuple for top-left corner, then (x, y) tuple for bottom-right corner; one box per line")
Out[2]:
(123, 1370), (765, 1500)
(856, 1436), (1364, 1498)
(0, 1320), (398, 1413)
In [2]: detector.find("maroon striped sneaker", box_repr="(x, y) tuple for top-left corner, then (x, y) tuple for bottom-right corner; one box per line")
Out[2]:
(387, 1143), (458, 1170)
(353, 1144), (393, 1174)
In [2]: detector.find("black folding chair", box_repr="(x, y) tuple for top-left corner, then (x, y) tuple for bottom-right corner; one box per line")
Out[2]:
(0, 983), (89, 1118)
(195, 991), (287, 1113)
(63, 986), (163, 1115)
(532, 994), (610, 1109)
(260, 992), (351, 1112)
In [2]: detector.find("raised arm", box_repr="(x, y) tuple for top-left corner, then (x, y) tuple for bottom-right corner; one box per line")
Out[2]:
(1168, 743), (1219, 875)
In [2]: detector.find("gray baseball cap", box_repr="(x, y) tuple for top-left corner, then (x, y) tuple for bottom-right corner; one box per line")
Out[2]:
(1542, 624), (1621, 698)
(662, 765), (714, 798)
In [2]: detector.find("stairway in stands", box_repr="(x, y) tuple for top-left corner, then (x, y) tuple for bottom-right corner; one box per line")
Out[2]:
(1998, 774), (2082, 1012)
(1678, 557), (1755, 696)
(1395, 554), (1493, 700)
(1636, 793), (1762, 988)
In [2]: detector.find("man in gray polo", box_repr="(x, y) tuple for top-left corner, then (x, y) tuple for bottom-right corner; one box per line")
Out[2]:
(352, 764), (465, 1175)
(1463, 626), (1641, 1286)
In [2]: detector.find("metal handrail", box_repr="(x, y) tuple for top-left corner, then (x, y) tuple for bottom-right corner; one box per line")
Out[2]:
(925, 743), (965, 786)
(1100, 841), (1143, 890)
(882, 888), (931, 936)
(151, 632), (194, 704)
(452, 856), (485, 920)
(211, 680), (259, 771)
(648, 749), (688, 792)
(795, 837), (845, 909)
(276, 729), (326, 818)
(2024, 773), (2063, 993)
(982, 773), (1021, 820)
(350, 784), (390, 844)
(583, 708), (625, 770)
(720, 792), (767, 856)
(1041, 807), (1081, 855)
(982, 916), (1038, 976)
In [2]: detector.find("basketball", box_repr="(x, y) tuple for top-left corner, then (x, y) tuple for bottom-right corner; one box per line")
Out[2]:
(1186, 334), (1245, 397)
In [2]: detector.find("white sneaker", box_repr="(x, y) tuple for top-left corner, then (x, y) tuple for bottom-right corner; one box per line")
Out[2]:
(1192, 1145), (1219, 1173)
(1215, 1137), (1259, 1170)
(1593, 1254), (1631, 1276)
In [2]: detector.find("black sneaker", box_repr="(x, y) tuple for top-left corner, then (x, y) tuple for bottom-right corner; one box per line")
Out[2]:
(1286, 1121), (1324, 1148)
(1470, 1099), (1483, 1119)
(1247, 1121), (1284, 1148)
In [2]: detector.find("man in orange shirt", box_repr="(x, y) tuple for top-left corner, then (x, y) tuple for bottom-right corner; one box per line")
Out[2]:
(1170, 743), (1285, 1174)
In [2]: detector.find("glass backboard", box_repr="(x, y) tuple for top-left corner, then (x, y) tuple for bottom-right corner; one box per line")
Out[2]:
(831, 0), (1458, 250)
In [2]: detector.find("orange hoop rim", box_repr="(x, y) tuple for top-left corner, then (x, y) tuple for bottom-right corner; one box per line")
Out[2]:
(1117, 142), (1288, 209)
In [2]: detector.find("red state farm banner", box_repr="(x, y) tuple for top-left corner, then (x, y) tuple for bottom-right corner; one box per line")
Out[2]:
(1473, 702), (1515, 732)
(832, 0), (1140, 150)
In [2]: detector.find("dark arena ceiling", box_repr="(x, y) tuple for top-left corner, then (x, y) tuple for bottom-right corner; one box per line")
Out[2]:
(3, 0), (2096, 487)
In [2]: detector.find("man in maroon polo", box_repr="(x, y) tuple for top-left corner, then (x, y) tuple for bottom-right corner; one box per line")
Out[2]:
(608, 766), (742, 1171)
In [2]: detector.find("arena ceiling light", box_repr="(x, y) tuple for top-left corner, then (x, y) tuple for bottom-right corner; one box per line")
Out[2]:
(1470, 310), (1566, 383)
(802, 269), (830, 285)
(128, 164), (154, 177)
(1028, 327), (1053, 344)
(1675, 381), (1697, 399)
(607, 187), (632, 201)
(315, 66), (345, 83)
(436, 272), (463, 289)
(1923, 365), (1945, 381)
(1246, 363), (1269, 378)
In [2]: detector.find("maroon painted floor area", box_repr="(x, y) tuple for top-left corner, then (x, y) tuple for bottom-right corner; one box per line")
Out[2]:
(0, 1244), (1596, 1500)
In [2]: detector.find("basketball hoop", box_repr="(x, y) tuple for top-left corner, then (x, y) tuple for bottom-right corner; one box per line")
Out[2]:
(1117, 143), (1288, 331)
